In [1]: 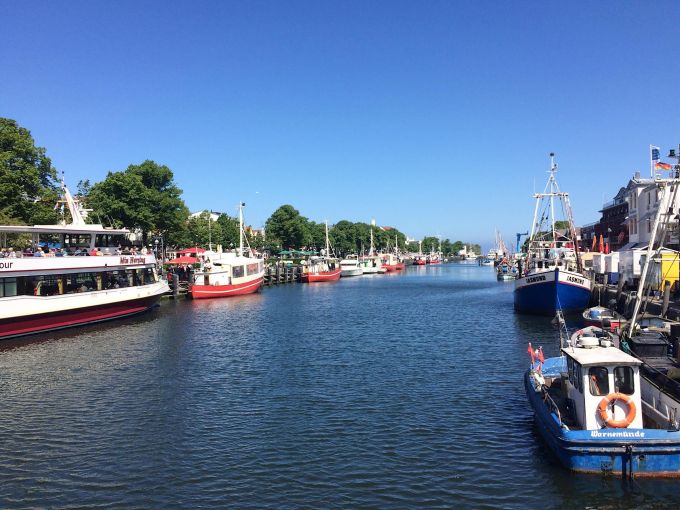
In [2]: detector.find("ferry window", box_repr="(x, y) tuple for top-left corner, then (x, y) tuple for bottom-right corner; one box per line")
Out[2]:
(614, 367), (635, 395)
(144, 268), (157, 283)
(0, 278), (17, 297)
(233, 265), (245, 278)
(134, 269), (144, 286)
(575, 364), (583, 393)
(247, 263), (259, 276)
(34, 275), (60, 296)
(588, 367), (610, 396)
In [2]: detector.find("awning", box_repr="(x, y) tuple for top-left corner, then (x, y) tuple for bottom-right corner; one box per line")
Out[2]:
(167, 256), (198, 264)
(176, 247), (206, 255)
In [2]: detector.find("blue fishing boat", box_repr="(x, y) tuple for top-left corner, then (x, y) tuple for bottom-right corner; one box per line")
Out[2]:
(525, 329), (680, 478)
(514, 153), (591, 314)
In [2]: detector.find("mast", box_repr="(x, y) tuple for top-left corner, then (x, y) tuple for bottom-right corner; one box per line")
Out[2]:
(325, 220), (330, 256)
(369, 228), (374, 256)
(629, 148), (680, 333)
(628, 183), (669, 334)
(549, 153), (557, 246)
(208, 211), (212, 251)
(238, 201), (245, 257)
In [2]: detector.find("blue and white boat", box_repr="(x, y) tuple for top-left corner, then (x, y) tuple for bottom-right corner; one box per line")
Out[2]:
(525, 329), (680, 478)
(514, 153), (591, 314)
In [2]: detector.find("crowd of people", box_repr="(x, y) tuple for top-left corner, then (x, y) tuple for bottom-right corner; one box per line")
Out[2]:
(0, 245), (154, 258)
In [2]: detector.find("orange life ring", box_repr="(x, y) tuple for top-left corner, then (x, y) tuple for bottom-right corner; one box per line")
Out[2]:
(597, 392), (636, 428)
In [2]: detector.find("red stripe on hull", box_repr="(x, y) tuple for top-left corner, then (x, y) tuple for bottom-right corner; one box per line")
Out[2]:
(384, 263), (405, 272)
(190, 276), (263, 299)
(0, 295), (161, 339)
(301, 269), (342, 283)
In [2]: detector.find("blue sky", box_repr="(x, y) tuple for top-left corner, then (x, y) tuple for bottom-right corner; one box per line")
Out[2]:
(2, 1), (679, 250)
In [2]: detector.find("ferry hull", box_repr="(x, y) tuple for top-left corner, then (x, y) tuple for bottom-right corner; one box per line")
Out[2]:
(0, 294), (162, 339)
(514, 268), (591, 315)
(301, 269), (342, 283)
(190, 276), (263, 299)
(525, 372), (680, 477)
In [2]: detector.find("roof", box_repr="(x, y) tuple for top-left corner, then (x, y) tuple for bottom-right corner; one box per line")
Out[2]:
(562, 344), (640, 367)
(0, 224), (129, 235)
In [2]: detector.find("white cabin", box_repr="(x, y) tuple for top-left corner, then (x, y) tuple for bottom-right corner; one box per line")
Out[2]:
(563, 338), (643, 430)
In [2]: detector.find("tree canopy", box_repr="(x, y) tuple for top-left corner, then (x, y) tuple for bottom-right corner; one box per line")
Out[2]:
(87, 160), (189, 245)
(265, 205), (312, 250)
(0, 118), (60, 224)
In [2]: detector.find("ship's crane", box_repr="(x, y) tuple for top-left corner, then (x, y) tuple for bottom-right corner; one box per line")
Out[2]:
(516, 232), (529, 253)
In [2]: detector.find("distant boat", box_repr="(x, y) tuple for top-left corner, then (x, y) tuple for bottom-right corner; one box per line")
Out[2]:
(190, 202), (264, 298)
(301, 221), (341, 283)
(382, 252), (405, 271)
(496, 258), (517, 281)
(582, 306), (625, 331)
(514, 154), (591, 315)
(359, 228), (386, 274)
(383, 234), (405, 271)
(340, 255), (363, 277)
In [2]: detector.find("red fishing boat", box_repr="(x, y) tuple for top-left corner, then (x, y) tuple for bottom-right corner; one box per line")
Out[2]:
(190, 202), (264, 299)
(301, 222), (341, 282)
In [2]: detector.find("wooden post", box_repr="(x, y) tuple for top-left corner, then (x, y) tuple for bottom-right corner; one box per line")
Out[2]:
(663, 281), (671, 317)
(173, 273), (179, 298)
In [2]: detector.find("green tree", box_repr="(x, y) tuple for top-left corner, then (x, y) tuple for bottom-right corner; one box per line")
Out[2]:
(87, 160), (189, 246)
(217, 213), (240, 249)
(185, 211), (223, 248)
(330, 220), (358, 255)
(0, 118), (60, 224)
(265, 205), (311, 250)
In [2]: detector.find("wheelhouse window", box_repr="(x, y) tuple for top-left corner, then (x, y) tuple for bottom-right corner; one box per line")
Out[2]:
(232, 265), (245, 278)
(588, 367), (609, 396)
(614, 366), (635, 395)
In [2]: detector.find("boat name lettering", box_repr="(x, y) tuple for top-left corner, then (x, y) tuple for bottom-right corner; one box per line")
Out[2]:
(120, 256), (146, 264)
(526, 275), (546, 284)
(567, 276), (584, 285)
(590, 430), (645, 438)
(0, 262), (14, 269)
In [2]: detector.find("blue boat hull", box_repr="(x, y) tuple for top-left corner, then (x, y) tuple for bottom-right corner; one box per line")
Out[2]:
(514, 268), (591, 315)
(524, 372), (680, 477)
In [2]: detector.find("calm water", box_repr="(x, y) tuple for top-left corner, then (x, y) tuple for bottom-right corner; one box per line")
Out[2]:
(1, 263), (680, 509)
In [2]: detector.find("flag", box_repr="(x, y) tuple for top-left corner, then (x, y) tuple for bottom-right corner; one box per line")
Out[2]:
(527, 342), (535, 364)
(605, 242), (610, 255)
(599, 234), (604, 253)
(655, 161), (673, 171)
(651, 146), (661, 162)
(591, 236), (598, 252)
(538, 346), (545, 363)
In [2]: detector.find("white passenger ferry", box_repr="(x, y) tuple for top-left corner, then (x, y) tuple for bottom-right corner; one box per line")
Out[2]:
(0, 183), (169, 339)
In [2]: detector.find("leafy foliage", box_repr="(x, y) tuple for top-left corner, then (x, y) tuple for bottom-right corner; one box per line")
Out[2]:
(87, 160), (189, 245)
(265, 205), (312, 249)
(0, 118), (59, 224)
